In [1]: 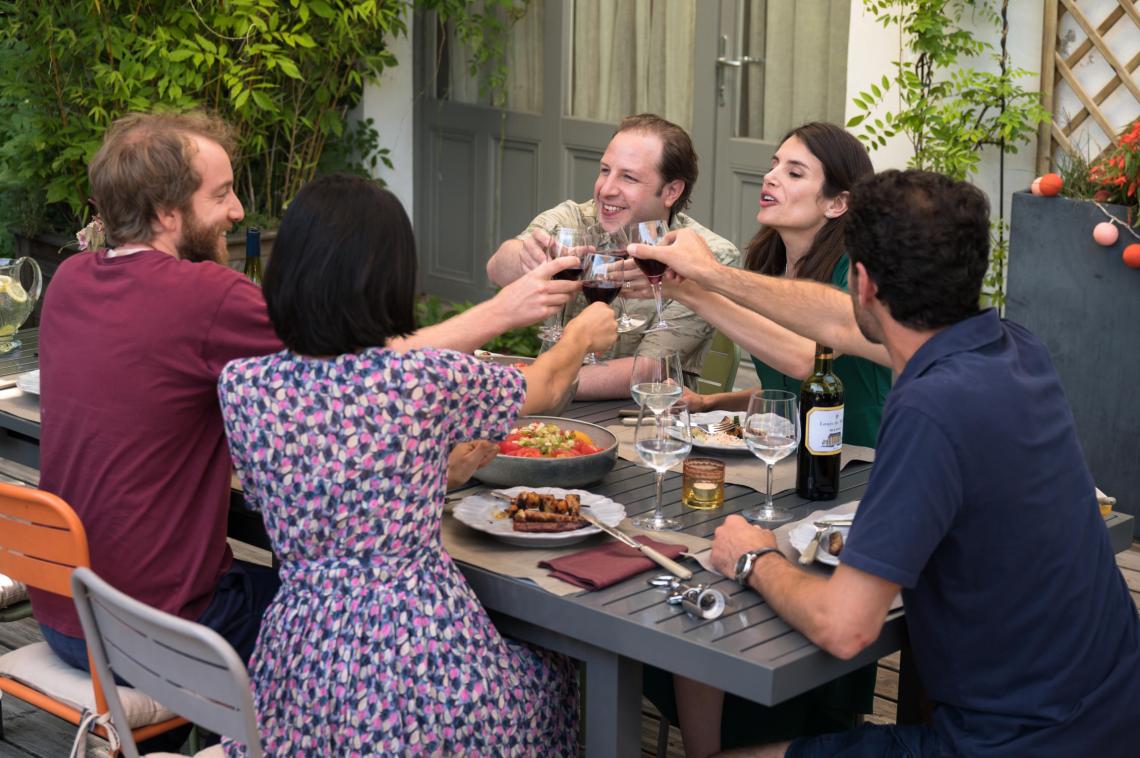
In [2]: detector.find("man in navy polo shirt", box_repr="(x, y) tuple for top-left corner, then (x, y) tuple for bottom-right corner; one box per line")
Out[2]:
(637, 170), (1140, 757)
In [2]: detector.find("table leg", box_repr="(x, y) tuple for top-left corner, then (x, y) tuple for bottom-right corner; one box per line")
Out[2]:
(489, 612), (643, 757)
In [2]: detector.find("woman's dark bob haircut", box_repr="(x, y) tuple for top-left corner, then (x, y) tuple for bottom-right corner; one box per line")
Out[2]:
(264, 173), (417, 355)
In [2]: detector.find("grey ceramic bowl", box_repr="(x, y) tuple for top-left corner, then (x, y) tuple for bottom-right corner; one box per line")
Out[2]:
(476, 353), (578, 416)
(476, 416), (618, 489)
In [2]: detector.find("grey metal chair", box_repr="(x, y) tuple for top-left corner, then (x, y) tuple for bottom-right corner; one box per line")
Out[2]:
(70, 567), (264, 758)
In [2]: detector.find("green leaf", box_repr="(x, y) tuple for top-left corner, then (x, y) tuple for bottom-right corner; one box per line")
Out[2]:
(277, 58), (303, 80)
(846, 114), (867, 127)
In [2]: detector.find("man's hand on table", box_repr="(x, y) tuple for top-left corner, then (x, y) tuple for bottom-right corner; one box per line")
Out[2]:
(710, 514), (778, 577)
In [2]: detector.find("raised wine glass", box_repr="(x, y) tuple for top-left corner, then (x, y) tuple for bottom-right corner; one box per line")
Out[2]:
(629, 345), (684, 417)
(539, 226), (594, 341)
(741, 390), (800, 525)
(627, 220), (672, 332)
(590, 224), (645, 334)
(632, 400), (691, 531)
(579, 252), (625, 364)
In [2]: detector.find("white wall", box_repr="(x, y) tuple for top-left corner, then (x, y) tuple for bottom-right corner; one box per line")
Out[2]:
(360, 15), (416, 221)
(844, 2), (1045, 219)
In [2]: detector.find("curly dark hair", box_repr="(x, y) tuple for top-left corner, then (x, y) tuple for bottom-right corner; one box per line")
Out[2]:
(846, 170), (991, 330)
(744, 122), (873, 284)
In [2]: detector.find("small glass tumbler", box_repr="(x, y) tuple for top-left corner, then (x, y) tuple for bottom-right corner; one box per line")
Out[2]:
(681, 458), (725, 510)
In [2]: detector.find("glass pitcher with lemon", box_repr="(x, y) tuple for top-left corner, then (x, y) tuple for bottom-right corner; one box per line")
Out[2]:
(0, 258), (42, 353)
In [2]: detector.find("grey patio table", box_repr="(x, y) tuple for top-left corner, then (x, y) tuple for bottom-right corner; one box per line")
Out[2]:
(0, 343), (1133, 755)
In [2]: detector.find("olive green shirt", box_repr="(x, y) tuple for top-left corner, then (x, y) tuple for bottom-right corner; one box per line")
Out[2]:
(519, 199), (741, 377)
(750, 256), (892, 448)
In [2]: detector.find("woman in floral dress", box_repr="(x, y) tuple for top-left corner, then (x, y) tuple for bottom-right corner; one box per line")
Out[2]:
(217, 174), (616, 756)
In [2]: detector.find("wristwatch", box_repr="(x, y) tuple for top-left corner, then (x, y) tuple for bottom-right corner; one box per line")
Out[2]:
(734, 547), (783, 587)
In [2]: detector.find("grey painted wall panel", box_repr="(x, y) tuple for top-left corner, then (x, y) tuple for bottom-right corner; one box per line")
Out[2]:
(424, 129), (480, 297)
(567, 145), (605, 203)
(1006, 193), (1139, 518)
(495, 139), (540, 241)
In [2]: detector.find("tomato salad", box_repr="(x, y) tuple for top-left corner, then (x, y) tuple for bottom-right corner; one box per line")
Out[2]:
(498, 421), (604, 458)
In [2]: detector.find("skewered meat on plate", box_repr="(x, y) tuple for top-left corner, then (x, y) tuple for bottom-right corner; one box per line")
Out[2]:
(505, 491), (586, 532)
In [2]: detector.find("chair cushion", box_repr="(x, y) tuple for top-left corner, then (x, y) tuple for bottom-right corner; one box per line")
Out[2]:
(0, 572), (27, 607)
(0, 642), (178, 728)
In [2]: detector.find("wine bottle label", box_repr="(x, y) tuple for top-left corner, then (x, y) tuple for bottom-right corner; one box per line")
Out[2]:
(805, 405), (843, 455)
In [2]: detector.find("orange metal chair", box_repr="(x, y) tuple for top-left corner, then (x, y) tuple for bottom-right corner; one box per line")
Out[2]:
(0, 482), (188, 753)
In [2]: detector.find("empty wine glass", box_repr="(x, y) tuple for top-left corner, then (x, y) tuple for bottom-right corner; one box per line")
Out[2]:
(632, 400), (691, 531)
(538, 226), (595, 341)
(627, 220), (672, 332)
(580, 252), (624, 364)
(629, 346), (684, 417)
(742, 390), (800, 525)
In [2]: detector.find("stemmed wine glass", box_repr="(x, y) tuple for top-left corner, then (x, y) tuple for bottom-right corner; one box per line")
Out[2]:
(632, 400), (691, 531)
(590, 224), (646, 334)
(627, 220), (672, 332)
(629, 346), (683, 417)
(579, 252), (624, 364)
(741, 390), (800, 525)
(539, 226), (594, 340)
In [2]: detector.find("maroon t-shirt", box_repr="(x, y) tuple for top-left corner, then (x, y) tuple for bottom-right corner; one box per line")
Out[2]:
(30, 249), (283, 636)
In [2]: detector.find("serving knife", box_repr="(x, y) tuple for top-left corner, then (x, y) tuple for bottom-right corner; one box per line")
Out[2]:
(580, 512), (693, 580)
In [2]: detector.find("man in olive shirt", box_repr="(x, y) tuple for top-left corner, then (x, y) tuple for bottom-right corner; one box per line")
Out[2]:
(487, 114), (740, 399)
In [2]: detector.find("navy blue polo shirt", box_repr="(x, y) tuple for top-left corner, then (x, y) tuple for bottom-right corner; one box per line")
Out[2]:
(843, 309), (1140, 756)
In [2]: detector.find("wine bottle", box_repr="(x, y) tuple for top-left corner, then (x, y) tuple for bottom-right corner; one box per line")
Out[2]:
(796, 344), (844, 500)
(243, 227), (262, 286)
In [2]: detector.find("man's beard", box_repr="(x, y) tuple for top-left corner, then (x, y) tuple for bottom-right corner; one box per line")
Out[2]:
(177, 207), (228, 265)
(852, 296), (884, 345)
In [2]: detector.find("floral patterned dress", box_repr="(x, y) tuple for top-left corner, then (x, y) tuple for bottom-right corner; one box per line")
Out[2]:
(217, 348), (579, 757)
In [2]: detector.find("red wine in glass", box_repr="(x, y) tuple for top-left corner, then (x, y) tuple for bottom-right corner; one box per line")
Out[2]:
(552, 266), (582, 281)
(634, 257), (668, 282)
(581, 280), (622, 304)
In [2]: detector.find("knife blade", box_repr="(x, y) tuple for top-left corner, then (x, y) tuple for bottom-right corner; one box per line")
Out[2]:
(580, 512), (693, 580)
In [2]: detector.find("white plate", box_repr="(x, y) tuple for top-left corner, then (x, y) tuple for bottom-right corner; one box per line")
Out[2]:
(16, 369), (39, 395)
(452, 486), (626, 548)
(788, 519), (852, 566)
(688, 411), (749, 452)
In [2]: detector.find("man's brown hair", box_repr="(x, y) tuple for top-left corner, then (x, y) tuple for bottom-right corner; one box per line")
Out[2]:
(615, 113), (699, 223)
(88, 111), (237, 247)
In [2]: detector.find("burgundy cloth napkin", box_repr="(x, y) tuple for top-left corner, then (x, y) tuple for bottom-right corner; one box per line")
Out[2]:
(538, 535), (687, 590)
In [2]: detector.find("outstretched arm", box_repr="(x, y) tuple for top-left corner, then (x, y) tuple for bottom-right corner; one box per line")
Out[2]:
(389, 256), (580, 353)
(631, 230), (891, 367)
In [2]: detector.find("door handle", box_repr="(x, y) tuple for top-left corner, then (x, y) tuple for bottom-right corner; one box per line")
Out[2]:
(715, 55), (764, 68)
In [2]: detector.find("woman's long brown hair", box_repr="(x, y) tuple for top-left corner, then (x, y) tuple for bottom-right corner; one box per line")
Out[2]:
(743, 123), (873, 283)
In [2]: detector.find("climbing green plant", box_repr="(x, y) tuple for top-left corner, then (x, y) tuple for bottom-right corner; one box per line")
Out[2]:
(848, 0), (1050, 307)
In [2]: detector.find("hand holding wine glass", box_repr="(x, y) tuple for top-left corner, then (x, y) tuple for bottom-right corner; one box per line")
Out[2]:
(579, 252), (625, 364)
(741, 390), (800, 525)
(631, 400), (691, 531)
(626, 220), (673, 332)
(539, 226), (594, 339)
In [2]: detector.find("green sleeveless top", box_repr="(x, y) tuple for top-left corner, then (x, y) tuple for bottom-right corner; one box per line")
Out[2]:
(750, 255), (892, 447)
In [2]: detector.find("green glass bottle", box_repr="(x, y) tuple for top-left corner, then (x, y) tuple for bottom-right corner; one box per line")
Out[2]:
(796, 344), (844, 500)
(243, 227), (262, 286)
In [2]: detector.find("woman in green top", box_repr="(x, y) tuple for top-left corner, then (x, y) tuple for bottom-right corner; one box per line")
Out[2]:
(681, 122), (891, 447)
(653, 123), (889, 755)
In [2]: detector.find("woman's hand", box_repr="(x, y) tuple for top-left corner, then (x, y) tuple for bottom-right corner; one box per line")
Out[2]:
(446, 440), (500, 491)
(563, 301), (618, 354)
(681, 387), (712, 413)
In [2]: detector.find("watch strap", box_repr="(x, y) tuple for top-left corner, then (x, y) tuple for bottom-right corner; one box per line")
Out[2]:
(735, 547), (783, 586)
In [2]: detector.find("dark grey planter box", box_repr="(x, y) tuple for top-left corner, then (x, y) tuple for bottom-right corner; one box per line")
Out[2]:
(1006, 192), (1139, 519)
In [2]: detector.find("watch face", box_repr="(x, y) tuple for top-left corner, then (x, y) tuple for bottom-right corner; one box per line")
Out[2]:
(734, 552), (752, 584)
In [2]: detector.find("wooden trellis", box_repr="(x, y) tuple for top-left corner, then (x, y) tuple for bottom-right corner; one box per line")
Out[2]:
(1037, 0), (1140, 173)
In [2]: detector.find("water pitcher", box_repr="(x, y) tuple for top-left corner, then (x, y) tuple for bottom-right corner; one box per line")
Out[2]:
(0, 257), (42, 353)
